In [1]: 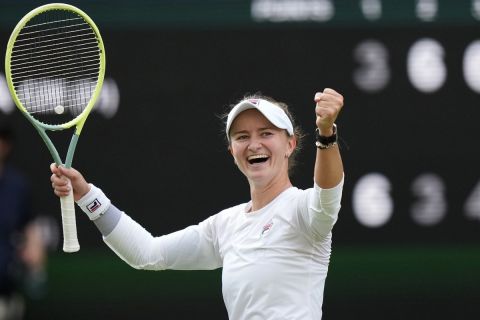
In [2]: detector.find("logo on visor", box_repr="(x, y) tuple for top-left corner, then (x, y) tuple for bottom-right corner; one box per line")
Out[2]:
(247, 99), (259, 105)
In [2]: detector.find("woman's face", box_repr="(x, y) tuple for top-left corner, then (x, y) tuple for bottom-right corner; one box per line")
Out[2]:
(229, 109), (296, 187)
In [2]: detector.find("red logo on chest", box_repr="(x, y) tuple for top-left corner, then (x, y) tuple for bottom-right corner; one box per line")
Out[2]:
(261, 221), (274, 235)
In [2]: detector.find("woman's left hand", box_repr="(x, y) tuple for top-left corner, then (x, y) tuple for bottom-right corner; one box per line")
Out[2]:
(314, 88), (344, 136)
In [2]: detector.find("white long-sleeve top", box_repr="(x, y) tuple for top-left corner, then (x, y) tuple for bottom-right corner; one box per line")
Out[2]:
(100, 177), (343, 320)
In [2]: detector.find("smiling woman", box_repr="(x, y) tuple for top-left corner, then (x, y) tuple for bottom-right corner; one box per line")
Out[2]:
(49, 88), (345, 320)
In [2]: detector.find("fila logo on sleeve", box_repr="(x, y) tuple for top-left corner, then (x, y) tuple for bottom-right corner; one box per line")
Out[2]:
(87, 199), (102, 213)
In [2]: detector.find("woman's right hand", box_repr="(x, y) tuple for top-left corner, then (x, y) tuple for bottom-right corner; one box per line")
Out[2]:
(50, 163), (91, 201)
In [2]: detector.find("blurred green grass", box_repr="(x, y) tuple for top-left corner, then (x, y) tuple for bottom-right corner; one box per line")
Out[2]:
(24, 244), (480, 319)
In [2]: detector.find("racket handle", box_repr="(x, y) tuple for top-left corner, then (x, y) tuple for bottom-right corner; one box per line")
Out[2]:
(60, 179), (80, 253)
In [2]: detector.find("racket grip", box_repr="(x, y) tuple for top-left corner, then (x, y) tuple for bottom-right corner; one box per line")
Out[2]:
(60, 179), (80, 253)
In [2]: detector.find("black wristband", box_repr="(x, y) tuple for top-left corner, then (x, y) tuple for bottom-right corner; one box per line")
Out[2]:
(315, 124), (338, 149)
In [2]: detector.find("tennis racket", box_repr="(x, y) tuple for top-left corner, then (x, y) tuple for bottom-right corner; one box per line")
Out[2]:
(4, 3), (106, 253)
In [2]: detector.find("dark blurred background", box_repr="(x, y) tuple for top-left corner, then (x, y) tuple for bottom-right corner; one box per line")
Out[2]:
(1, 0), (480, 319)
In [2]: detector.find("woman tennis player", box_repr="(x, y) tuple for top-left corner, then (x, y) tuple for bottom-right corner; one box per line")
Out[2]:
(50, 88), (345, 320)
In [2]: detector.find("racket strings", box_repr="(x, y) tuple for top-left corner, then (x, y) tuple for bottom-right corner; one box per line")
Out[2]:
(12, 60), (100, 78)
(9, 9), (101, 124)
(16, 80), (98, 115)
(16, 20), (86, 37)
(11, 41), (99, 61)
(20, 16), (83, 30)
(11, 45), (99, 67)
(13, 26), (93, 48)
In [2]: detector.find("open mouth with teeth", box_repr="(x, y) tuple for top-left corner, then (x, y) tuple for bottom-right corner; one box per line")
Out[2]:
(247, 154), (270, 165)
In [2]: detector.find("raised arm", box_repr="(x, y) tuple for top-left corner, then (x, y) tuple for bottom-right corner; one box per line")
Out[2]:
(313, 88), (344, 188)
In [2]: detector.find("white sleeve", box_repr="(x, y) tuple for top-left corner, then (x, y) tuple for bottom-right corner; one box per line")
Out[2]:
(301, 174), (344, 239)
(103, 213), (222, 271)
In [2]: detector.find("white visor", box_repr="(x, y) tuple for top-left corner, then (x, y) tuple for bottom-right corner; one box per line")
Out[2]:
(226, 98), (294, 140)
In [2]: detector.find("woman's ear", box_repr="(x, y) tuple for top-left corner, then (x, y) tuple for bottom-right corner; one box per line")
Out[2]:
(287, 136), (297, 155)
(228, 146), (238, 165)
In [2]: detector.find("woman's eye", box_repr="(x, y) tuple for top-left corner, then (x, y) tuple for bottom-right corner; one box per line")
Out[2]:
(262, 131), (273, 137)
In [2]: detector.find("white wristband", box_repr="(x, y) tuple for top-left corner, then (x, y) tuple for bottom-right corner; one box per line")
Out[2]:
(76, 184), (111, 220)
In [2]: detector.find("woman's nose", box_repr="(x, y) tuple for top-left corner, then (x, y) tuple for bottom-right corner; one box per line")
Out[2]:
(248, 137), (262, 151)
